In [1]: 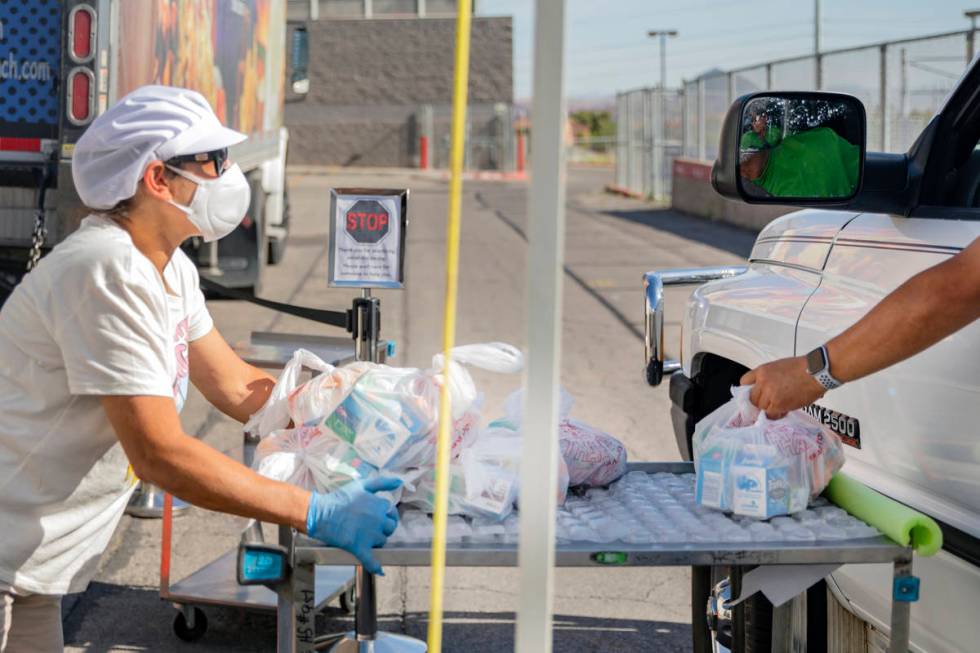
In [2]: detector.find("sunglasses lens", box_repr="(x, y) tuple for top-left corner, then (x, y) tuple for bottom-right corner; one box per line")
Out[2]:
(214, 149), (229, 175)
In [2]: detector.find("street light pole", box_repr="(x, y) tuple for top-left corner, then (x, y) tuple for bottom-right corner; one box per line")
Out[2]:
(814, 0), (822, 87)
(647, 30), (677, 200)
(965, 9), (980, 62)
(648, 30), (678, 92)
(814, 0), (820, 57)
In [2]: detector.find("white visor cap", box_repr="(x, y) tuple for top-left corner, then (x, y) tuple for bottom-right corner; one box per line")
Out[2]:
(71, 85), (247, 210)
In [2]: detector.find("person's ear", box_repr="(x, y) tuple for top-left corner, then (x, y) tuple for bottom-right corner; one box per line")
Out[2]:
(142, 161), (178, 202)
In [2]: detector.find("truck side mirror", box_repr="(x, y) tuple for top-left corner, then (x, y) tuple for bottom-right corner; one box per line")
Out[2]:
(290, 27), (310, 95)
(712, 92), (866, 205)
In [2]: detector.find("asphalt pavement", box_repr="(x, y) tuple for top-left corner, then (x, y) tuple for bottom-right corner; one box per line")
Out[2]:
(62, 165), (754, 652)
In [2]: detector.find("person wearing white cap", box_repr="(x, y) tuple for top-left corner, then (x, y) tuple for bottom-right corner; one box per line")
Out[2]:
(0, 85), (399, 650)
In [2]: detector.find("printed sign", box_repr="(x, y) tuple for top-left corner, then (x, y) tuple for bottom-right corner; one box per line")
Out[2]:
(345, 200), (390, 244)
(328, 188), (408, 289)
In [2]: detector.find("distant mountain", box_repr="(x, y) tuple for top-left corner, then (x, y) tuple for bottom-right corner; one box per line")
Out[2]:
(696, 67), (725, 80)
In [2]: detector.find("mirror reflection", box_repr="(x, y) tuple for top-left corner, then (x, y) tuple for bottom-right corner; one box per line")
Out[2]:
(738, 96), (861, 199)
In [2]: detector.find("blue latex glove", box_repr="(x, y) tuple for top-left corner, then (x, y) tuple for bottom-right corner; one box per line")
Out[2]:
(306, 477), (402, 576)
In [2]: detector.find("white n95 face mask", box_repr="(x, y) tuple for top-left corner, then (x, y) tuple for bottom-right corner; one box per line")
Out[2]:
(166, 163), (251, 242)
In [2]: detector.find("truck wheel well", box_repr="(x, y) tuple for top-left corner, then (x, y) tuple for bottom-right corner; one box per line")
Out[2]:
(670, 353), (748, 463)
(691, 353), (749, 424)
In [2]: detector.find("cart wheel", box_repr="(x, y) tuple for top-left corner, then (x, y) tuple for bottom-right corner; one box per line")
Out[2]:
(173, 607), (208, 642)
(339, 584), (356, 615)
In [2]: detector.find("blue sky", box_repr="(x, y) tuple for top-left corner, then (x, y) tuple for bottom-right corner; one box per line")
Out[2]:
(477, 0), (980, 100)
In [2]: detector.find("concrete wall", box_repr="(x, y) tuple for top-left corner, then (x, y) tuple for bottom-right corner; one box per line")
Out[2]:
(671, 158), (795, 232)
(285, 17), (512, 167)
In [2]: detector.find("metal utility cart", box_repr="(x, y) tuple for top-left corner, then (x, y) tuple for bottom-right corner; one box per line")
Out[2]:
(247, 462), (919, 653)
(159, 330), (390, 642)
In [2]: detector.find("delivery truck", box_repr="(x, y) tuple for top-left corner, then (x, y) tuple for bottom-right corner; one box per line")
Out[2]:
(0, 0), (310, 302)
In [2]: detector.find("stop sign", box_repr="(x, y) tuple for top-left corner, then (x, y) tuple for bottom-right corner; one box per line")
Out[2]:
(345, 200), (390, 244)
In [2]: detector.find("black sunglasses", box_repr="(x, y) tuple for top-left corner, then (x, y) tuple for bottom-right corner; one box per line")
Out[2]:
(166, 148), (229, 176)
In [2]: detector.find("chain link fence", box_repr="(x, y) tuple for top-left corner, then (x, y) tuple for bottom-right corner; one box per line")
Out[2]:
(616, 29), (977, 199)
(425, 103), (518, 170)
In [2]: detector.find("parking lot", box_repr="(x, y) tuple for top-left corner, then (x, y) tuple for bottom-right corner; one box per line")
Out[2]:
(62, 165), (754, 652)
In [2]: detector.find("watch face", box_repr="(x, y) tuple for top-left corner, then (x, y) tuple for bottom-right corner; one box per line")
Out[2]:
(806, 347), (826, 374)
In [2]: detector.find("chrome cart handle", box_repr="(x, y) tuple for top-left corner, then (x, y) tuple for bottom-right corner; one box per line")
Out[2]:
(643, 265), (748, 386)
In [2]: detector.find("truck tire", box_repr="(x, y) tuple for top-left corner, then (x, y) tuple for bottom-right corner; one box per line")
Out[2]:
(740, 590), (773, 653)
(735, 580), (828, 652)
(689, 359), (745, 653)
(268, 237), (285, 266)
(267, 187), (289, 265)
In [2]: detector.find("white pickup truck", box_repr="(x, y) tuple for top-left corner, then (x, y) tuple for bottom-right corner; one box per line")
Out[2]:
(646, 70), (980, 651)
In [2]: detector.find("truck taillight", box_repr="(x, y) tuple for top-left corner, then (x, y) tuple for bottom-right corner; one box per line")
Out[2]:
(67, 69), (94, 125)
(69, 5), (96, 63)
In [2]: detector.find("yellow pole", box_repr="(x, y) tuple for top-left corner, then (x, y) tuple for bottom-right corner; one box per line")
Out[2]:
(427, 1), (472, 651)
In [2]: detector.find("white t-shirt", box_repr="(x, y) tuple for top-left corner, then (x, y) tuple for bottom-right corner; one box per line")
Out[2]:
(0, 215), (213, 595)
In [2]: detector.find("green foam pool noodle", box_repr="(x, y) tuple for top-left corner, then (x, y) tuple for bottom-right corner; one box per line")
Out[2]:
(824, 473), (942, 556)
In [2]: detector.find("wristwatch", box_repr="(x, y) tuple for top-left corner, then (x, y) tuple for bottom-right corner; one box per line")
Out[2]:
(805, 345), (843, 391)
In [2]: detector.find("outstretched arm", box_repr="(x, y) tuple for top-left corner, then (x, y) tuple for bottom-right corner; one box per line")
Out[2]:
(742, 237), (980, 418)
(188, 327), (277, 424)
(103, 394), (401, 575)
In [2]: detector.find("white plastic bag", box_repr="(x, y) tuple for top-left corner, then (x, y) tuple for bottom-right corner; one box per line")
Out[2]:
(399, 465), (471, 516)
(287, 362), (374, 427)
(247, 341), (522, 445)
(253, 424), (433, 505)
(319, 343), (522, 469)
(249, 343), (525, 511)
(693, 386), (845, 518)
(244, 349), (336, 438)
(316, 364), (440, 469)
(502, 387), (628, 488)
(432, 342), (524, 419)
(254, 424), (377, 493)
(471, 421), (570, 511)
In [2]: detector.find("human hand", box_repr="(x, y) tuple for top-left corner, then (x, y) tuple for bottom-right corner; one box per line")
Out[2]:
(306, 477), (402, 576)
(740, 356), (826, 419)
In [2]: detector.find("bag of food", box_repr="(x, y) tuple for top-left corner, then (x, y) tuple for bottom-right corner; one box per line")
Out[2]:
(558, 419), (628, 487)
(463, 422), (570, 516)
(246, 343), (522, 460)
(693, 386), (845, 518)
(249, 343), (525, 510)
(254, 424), (377, 493)
(501, 387), (628, 488)
(399, 465), (473, 517)
(244, 349), (337, 438)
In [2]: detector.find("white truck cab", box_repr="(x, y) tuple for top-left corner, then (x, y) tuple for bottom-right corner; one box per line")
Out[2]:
(647, 67), (980, 652)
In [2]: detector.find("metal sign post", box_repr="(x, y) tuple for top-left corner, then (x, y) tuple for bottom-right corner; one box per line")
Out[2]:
(315, 290), (425, 652)
(315, 189), (423, 653)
